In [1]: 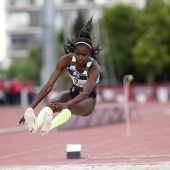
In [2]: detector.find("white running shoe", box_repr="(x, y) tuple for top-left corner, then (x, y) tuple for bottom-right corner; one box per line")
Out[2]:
(40, 111), (53, 136)
(24, 108), (38, 134)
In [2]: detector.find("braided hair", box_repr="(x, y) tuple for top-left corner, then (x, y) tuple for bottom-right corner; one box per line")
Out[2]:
(63, 16), (102, 59)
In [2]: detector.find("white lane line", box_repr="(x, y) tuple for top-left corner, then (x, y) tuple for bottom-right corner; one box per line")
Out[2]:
(87, 135), (170, 159)
(65, 134), (170, 165)
(0, 144), (62, 160)
(0, 126), (27, 134)
(89, 154), (170, 160)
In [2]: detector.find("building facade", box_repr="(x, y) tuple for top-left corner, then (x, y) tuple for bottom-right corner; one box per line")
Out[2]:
(2, 0), (145, 68)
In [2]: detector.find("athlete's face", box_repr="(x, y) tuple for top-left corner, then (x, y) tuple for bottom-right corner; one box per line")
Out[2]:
(74, 45), (91, 67)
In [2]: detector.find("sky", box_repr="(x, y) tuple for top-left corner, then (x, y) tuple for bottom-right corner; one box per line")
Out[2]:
(0, 0), (6, 63)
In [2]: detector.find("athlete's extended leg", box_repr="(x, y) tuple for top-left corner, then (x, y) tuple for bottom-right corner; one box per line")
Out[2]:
(40, 108), (71, 135)
(69, 97), (96, 117)
(50, 108), (71, 129)
(39, 90), (72, 135)
(41, 97), (96, 135)
(39, 93), (96, 135)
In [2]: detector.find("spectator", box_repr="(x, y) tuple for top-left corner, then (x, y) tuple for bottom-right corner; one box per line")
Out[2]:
(25, 80), (35, 104)
(10, 79), (23, 105)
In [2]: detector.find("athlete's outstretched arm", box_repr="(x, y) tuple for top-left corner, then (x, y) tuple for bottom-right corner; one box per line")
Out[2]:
(30, 55), (70, 109)
(18, 54), (71, 125)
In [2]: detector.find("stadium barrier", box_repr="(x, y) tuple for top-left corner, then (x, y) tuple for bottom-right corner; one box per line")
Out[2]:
(57, 103), (135, 130)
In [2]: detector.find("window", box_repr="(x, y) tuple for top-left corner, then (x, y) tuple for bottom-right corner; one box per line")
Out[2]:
(7, 12), (30, 29)
(7, 0), (44, 6)
(11, 35), (27, 50)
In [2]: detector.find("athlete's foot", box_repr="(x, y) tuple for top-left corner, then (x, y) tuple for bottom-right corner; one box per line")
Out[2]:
(24, 108), (38, 134)
(40, 111), (53, 136)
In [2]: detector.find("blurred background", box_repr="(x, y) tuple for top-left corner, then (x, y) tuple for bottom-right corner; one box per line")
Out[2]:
(0, 0), (170, 106)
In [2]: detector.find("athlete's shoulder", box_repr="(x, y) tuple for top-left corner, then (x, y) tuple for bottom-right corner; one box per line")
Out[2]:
(59, 53), (73, 66)
(88, 59), (100, 77)
(91, 59), (100, 70)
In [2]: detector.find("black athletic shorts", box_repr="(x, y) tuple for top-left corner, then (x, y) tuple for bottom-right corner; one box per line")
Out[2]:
(70, 86), (97, 99)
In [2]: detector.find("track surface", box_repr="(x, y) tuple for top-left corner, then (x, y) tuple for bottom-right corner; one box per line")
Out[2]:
(0, 102), (170, 169)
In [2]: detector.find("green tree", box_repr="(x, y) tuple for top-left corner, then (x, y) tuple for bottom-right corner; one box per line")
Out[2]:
(132, 0), (170, 84)
(100, 4), (140, 83)
(7, 47), (42, 85)
(72, 11), (85, 38)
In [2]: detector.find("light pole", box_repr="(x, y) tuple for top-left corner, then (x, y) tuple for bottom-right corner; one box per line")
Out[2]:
(41, 0), (57, 87)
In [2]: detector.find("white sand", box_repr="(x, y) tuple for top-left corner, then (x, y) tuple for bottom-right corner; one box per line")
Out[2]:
(1, 162), (170, 170)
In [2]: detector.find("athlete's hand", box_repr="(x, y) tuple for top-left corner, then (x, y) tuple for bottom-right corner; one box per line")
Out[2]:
(18, 116), (25, 126)
(49, 101), (69, 110)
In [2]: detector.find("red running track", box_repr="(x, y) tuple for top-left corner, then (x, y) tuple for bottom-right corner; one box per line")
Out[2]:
(0, 102), (170, 166)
